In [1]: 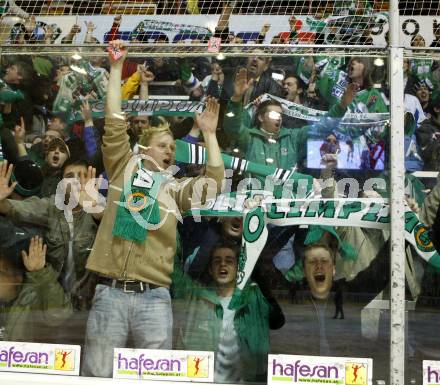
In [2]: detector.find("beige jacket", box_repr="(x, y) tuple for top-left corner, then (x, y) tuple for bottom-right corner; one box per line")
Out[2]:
(420, 174), (440, 227)
(86, 118), (224, 287)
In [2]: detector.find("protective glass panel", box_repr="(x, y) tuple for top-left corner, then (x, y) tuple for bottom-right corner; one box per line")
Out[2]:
(0, 47), (395, 385)
(404, 47), (440, 385)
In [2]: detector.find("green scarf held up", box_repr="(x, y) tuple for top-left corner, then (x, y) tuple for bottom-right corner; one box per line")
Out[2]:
(112, 162), (165, 243)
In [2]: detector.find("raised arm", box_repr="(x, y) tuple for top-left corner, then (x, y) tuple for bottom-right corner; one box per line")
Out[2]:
(223, 68), (253, 146)
(81, 99), (99, 160)
(102, 40), (132, 180)
(84, 21), (97, 44)
(216, 1), (236, 33)
(22, 236), (73, 325)
(14, 117), (28, 158)
(195, 97), (223, 168)
(61, 24), (81, 44)
(107, 15), (122, 43)
(0, 160), (16, 215)
(175, 98), (225, 213)
(326, 82), (357, 118)
(231, 67), (254, 103)
(106, 40), (126, 118)
(139, 65), (155, 100)
(78, 166), (106, 221)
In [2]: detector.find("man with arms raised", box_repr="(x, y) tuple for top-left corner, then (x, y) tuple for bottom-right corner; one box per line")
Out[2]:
(82, 40), (225, 378)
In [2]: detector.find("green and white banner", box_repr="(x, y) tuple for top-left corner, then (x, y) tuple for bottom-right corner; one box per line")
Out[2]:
(185, 192), (439, 289)
(71, 99), (205, 122)
(53, 62), (108, 115)
(133, 19), (212, 36)
(257, 94), (390, 125)
(69, 94), (389, 125)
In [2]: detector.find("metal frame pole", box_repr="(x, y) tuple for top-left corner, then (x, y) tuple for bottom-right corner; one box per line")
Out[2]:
(389, 0), (406, 383)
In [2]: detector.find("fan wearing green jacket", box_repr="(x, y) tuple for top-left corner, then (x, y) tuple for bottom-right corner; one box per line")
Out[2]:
(297, 56), (388, 114)
(315, 57), (389, 114)
(3, 236), (72, 342)
(223, 67), (357, 171)
(176, 241), (284, 383)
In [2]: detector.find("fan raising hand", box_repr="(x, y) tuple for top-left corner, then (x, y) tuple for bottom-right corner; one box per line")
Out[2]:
(195, 97), (220, 136)
(0, 161), (17, 202)
(22, 236), (47, 272)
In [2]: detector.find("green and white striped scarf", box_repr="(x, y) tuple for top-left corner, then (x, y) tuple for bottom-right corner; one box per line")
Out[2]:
(68, 94), (388, 130)
(133, 19), (212, 36)
(112, 161), (165, 243)
(175, 139), (314, 195)
(53, 60), (108, 115)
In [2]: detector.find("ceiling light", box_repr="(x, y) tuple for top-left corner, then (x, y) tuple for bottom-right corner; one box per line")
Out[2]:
(70, 65), (87, 75)
(374, 58), (385, 67)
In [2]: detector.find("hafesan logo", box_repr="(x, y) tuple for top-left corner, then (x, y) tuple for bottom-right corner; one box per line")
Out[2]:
(187, 355), (209, 378)
(268, 355), (372, 385)
(0, 346), (49, 368)
(272, 358), (340, 382)
(423, 361), (440, 385)
(54, 350), (75, 371)
(114, 348), (214, 382)
(345, 362), (367, 385)
(0, 342), (80, 376)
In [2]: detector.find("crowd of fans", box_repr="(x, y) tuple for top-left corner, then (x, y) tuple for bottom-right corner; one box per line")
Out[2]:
(1, 1), (439, 47)
(1, 0), (374, 16)
(0, 1), (440, 47)
(2, 0), (438, 16)
(0, 0), (402, 46)
(0, 3), (440, 383)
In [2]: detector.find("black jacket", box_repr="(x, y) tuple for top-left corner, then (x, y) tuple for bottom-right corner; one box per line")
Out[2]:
(416, 116), (440, 171)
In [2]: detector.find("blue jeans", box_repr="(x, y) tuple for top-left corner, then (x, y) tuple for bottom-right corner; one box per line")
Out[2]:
(81, 284), (173, 377)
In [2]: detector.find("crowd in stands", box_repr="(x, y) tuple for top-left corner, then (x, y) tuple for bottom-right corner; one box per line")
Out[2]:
(1, 0), (373, 16)
(1, 1), (439, 46)
(2, 2), (440, 49)
(0, 0), (403, 46)
(0, 2), (440, 382)
(3, 0), (438, 16)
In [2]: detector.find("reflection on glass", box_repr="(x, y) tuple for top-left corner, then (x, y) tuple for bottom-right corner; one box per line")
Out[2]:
(0, 51), (400, 383)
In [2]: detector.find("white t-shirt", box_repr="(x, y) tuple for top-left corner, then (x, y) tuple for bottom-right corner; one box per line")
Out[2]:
(214, 296), (242, 383)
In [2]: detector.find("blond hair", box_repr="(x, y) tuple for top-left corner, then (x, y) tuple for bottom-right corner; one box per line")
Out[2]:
(138, 117), (173, 147)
